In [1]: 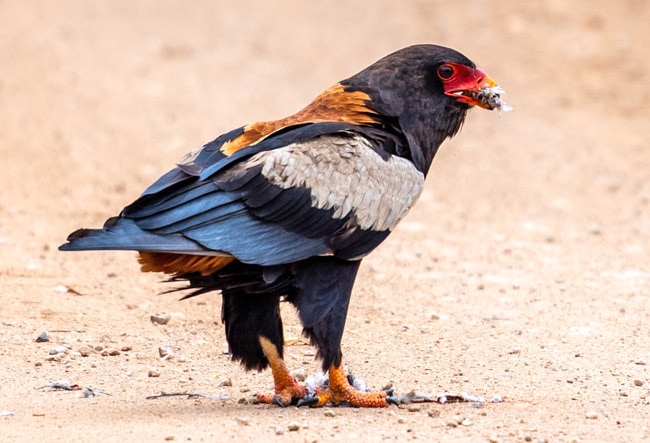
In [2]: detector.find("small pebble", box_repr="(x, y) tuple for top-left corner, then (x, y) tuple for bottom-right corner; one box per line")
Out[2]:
(79, 348), (90, 357)
(446, 421), (458, 428)
(121, 346), (132, 352)
(428, 410), (440, 418)
(151, 313), (171, 325)
(35, 332), (49, 343)
(50, 346), (68, 355)
(634, 379), (644, 386)
(635, 359), (646, 365)
(275, 427), (284, 435)
(108, 349), (120, 356)
(236, 417), (250, 426)
(159, 346), (174, 359)
(490, 395), (503, 403)
(287, 422), (300, 432)
(585, 411), (598, 419)
(461, 418), (473, 426)
(148, 369), (161, 378)
(407, 405), (420, 412)
(397, 417), (407, 424)
(324, 410), (335, 417)
(218, 378), (232, 387)
(164, 436), (175, 441)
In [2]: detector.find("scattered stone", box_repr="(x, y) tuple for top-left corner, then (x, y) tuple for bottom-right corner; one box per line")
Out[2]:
(634, 379), (644, 386)
(446, 420), (458, 428)
(236, 417), (250, 426)
(151, 313), (171, 325)
(397, 417), (407, 424)
(275, 427), (284, 435)
(287, 422), (300, 432)
(635, 359), (646, 365)
(491, 395), (503, 403)
(585, 411), (598, 420)
(108, 349), (120, 356)
(461, 417), (473, 426)
(54, 284), (81, 295)
(121, 346), (132, 352)
(324, 410), (335, 417)
(79, 348), (91, 357)
(50, 345), (68, 355)
(218, 378), (232, 387)
(35, 332), (49, 343)
(407, 405), (421, 412)
(164, 436), (175, 441)
(509, 347), (521, 355)
(148, 369), (161, 378)
(159, 346), (174, 360)
(428, 410), (440, 418)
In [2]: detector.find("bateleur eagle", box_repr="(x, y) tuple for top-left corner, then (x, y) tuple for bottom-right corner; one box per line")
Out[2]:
(60, 44), (508, 407)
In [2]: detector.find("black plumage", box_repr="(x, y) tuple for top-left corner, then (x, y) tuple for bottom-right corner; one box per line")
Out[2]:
(60, 44), (506, 407)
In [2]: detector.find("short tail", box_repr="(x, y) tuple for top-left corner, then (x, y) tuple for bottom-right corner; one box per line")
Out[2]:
(59, 217), (207, 254)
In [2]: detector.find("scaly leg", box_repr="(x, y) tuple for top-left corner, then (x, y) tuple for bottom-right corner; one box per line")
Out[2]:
(256, 336), (307, 406)
(308, 362), (389, 407)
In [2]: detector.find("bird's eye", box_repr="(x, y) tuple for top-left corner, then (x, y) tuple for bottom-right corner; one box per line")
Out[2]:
(437, 64), (455, 80)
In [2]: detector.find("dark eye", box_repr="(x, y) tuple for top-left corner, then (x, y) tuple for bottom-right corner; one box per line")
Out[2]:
(437, 64), (455, 80)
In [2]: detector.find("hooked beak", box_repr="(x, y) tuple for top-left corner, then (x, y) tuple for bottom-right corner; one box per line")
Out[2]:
(441, 63), (509, 111)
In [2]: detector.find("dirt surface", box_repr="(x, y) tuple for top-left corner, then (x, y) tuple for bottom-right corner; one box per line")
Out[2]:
(1, 1), (649, 442)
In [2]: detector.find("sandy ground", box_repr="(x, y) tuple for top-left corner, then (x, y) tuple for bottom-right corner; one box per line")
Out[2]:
(1, 1), (649, 442)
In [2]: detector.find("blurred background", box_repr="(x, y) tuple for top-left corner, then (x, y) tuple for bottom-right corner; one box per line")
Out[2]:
(1, 1), (648, 440)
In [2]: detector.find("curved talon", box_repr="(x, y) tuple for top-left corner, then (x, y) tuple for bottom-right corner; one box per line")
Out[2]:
(386, 394), (400, 406)
(257, 337), (307, 406)
(311, 363), (389, 408)
(272, 396), (288, 407)
(296, 395), (319, 407)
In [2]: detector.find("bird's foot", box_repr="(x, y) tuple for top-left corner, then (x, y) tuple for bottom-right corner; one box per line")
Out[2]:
(256, 380), (308, 407)
(299, 363), (392, 407)
(256, 336), (311, 406)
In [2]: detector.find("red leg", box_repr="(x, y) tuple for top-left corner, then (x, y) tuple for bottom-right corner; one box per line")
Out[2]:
(256, 336), (307, 406)
(313, 362), (389, 407)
